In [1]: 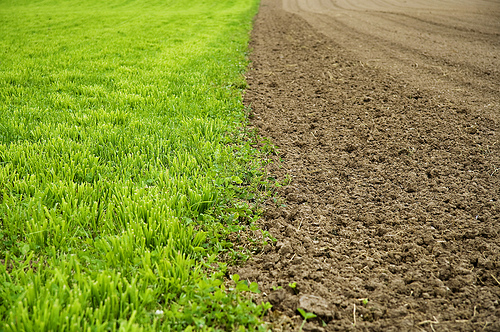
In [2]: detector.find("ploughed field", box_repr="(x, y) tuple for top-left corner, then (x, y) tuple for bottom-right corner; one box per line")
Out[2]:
(235, 0), (500, 330)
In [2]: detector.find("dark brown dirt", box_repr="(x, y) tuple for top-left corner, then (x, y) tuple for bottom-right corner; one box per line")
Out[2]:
(232, 0), (500, 331)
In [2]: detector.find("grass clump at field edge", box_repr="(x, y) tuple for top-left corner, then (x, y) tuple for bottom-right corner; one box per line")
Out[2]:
(0, 0), (271, 330)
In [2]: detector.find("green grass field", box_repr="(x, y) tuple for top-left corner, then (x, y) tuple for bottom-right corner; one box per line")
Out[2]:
(0, 0), (271, 330)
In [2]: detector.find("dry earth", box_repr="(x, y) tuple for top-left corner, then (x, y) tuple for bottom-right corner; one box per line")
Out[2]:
(232, 0), (500, 331)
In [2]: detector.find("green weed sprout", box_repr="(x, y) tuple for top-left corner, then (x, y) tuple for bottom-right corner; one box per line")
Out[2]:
(297, 308), (317, 332)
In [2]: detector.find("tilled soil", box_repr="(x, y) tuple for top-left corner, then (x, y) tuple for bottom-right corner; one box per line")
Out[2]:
(233, 0), (500, 331)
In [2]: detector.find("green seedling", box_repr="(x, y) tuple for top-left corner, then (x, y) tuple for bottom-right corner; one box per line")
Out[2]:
(297, 308), (317, 332)
(282, 174), (292, 186)
(289, 282), (298, 294)
(261, 138), (277, 155)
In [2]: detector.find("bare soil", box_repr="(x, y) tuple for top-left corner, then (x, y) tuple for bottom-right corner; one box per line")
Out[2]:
(233, 0), (500, 331)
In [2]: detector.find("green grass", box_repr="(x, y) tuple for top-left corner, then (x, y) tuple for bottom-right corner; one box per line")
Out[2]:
(0, 0), (271, 330)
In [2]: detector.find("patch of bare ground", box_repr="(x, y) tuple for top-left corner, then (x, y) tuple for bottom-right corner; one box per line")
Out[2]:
(232, 0), (500, 330)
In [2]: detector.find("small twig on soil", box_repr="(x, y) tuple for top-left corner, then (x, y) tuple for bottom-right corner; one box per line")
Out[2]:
(418, 317), (439, 326)
(352, 304), (357, 326)
(418, 321), (437, 325)
(474, 306), (477, 317)
(358, 265), (369, 273)
(491, 274), (500, 286)
(491, 166), (499, 176)
(297, 218), (302, 231)
(289, 253), (296, 261)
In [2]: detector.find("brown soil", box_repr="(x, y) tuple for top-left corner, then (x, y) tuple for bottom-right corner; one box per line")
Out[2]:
(233, 0), (500, 331)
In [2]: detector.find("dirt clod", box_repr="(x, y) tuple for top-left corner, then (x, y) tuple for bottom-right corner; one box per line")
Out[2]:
(298, 294), (333, 319)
